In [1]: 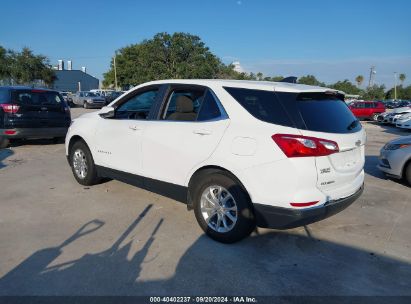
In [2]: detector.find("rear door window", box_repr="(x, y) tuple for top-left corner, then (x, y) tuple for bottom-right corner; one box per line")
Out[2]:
(224, 87), (294, 127)
(197, 90), (222, 121)
(297, 93), (362, 133)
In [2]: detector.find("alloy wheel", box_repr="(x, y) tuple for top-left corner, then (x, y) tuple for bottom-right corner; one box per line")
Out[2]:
(200, 185), (238, 233)
(72, 149), (88, 179)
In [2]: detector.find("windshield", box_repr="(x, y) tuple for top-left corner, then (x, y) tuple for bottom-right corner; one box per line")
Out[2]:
(84, 92), (97, 97)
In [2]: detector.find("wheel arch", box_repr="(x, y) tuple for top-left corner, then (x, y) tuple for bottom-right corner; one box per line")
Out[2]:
(402, 156), (411, 182)
(186, 165), (251, 210)
(67, 135), (92, 161)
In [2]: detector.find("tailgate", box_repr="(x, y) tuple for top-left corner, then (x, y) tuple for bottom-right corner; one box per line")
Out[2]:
(301, 129), (366, 200)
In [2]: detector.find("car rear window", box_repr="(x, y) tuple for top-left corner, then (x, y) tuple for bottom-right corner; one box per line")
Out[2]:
(224, 87), (294, 127)
(0, 89), (11, 104)
(297, 93), (362, 133)
(12, 90), (64, 106)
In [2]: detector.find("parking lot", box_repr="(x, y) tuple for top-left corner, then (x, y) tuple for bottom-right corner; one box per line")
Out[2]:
(0, 107), (410, 296)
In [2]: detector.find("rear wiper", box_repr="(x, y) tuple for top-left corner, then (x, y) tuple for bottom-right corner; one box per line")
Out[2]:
(347, 119), (359, 130)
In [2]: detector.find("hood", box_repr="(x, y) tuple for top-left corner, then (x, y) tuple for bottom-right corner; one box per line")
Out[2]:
(393, 106), (411, 113)
(388, 135), (411, 145)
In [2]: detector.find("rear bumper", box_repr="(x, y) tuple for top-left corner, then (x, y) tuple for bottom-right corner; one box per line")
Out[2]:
(254, 185), (364, 229)
(0, 128), (68, 139)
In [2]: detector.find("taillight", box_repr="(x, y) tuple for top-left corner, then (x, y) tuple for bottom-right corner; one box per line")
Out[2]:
(0, 104), (20, 114)
(272, 134), (339, 157)
(4, 130), (16, 135)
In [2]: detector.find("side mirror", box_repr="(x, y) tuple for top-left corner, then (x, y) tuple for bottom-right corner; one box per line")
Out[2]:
(99, 106), (115, 118)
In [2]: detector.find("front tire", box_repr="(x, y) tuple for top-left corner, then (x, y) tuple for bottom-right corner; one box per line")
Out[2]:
(192, 172), (255, 243)
(83, 102), (88, 109)
(404, 162), (411, 186)
(69, 141), (99, 186)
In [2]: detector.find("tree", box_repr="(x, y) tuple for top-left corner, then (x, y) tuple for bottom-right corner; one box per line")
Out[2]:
(0, 46), (11, 80)
(355, 75), (364, 87)
(399, 73), (406, 85)
(103, 32), (225, 87)
(263, 76), (283, 82)
(386, 84), (411, 100)
(297, 75), (325, 86)
(0, 46), (56, 86)
(362, 84), (386, 100)
(328, 79), (361, 95)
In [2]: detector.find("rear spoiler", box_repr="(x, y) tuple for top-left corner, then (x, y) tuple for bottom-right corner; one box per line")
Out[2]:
(280, 76), (297, 84)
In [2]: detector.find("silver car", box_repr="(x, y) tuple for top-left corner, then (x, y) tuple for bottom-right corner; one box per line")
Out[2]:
(378, 135), (411, 185)
(72, 91), (105, 109)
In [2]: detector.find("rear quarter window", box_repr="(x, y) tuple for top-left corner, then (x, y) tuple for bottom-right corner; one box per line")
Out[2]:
(224, 87), (294, 127)
(297, 93), (362, 134)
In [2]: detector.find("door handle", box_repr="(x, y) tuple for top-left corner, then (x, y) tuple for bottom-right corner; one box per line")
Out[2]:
(129, 125), (141, 131)
(193, 129), (212, 135)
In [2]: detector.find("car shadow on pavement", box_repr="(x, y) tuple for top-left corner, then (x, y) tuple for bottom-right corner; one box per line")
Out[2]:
(0, 148), (14, 169)
(364, 155), (386, 180)
(1, 204), (411, 297)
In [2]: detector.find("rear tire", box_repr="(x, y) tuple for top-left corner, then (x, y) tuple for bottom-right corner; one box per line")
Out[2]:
(0, 137), (9, 149)
(192, 172), (255, 243)
(69, 140), (100, 186)
(53, 137), (65, 144)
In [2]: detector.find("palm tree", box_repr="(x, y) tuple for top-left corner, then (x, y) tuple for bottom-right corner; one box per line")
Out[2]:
(399, 73), (406, 85)
(355, 75), (364, 87)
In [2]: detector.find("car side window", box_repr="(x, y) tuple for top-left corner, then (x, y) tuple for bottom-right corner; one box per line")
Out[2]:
(115, 89), (158, 120)
(162, 88), (205, 121)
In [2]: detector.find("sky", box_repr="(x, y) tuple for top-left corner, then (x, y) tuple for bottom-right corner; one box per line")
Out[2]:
(1, 0), (410, 87)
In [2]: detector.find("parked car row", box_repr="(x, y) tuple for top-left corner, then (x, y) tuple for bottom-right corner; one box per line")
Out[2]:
(374, 107), (411, 130)
(384, 100), (411, 109)
(61, 90), (125, 108)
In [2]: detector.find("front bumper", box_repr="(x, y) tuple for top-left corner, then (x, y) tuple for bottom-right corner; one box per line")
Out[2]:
(254, 185), (364, 229)
(86, 100), (105, 108)
(377, 148), (404, 178)
(0, 127), (68, 139)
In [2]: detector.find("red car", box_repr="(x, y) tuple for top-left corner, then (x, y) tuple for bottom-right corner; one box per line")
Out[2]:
(348, 101), (385, 120)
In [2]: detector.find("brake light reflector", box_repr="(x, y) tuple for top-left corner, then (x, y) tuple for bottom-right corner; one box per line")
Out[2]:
(290, 201), (319, 207)
(0, 104), (20, 114)
(272, 134), (339, 157)
(4, 130), (16, 135)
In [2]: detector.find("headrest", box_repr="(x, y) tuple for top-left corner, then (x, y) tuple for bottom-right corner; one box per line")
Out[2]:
(175, 95), (194, 113)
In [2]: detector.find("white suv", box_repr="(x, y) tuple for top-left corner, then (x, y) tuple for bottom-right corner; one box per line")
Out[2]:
(65, 80), (365, 243)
